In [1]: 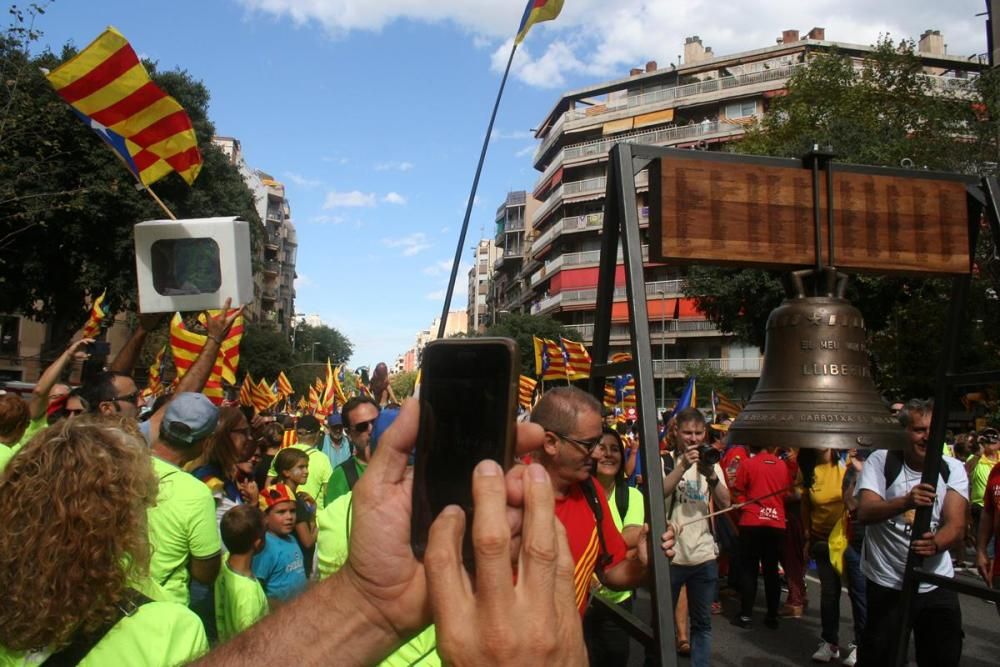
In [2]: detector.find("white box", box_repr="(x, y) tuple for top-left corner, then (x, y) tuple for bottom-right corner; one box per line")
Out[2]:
(134, 217), (253, 313)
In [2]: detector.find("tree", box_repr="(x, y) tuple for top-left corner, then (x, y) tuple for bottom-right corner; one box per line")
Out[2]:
(291, 323), (353, 366)
(239, 323), (294, 382)
(390, 370), (418, 399)
(0, 9), (261, 346)
(482, 312), (582, 378)
(681, 360), (734, 402)
(684, 38), (1000, 399)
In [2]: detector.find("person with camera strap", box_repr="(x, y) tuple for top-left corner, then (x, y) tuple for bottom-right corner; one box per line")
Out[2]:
(662, 407), (729, 667)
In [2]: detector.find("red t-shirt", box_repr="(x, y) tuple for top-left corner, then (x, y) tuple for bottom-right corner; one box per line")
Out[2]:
(985, 462), (1000, 577)
(555, 479), (628, 614)
(733, 452), (792, 529)
(721, 445), (749, 489)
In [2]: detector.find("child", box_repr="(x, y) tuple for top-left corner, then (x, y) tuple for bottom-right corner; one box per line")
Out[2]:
(215, 505), (269, 641)
(252, 484), (307, 604)
(272, 448), (318, 572)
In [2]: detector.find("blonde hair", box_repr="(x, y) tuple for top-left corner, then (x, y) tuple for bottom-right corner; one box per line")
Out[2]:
(0, 416), (158, 651)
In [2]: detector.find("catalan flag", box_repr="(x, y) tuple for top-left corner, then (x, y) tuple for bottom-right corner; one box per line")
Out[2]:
(518, 375), (538, 410)
(276, 371), (294, 398)
(317, 360), (337, 417)
(515, 0), (565, 45)
(80, 290), (108, 339)
(239, 374), (255, 409)
(712, 390), (743, 420)
(308, 385), (320, 413)
(560, 337), (591, 381)
(253, 378), (278, 413)
(197, 310), (243, 384)
(297, 396), (308, 411)
(141, 345), (167, 402)
(203, 377), (225, 406)
(603, 380), (618, 410)
(542, 338), (568, 381)
(45, 27), (202, 187)
(281, 428), (297, 449)
(170, 312), (244, 386)
(333, 365), (349, 405)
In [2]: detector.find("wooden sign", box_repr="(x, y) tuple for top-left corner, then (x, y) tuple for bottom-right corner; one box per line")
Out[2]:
(648, 152), (973, 275)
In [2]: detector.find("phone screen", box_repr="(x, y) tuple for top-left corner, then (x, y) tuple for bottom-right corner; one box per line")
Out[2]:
(411, 339), (516, 561)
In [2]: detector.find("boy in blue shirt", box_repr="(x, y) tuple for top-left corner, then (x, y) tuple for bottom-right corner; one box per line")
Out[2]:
(253, 484), (307, 605)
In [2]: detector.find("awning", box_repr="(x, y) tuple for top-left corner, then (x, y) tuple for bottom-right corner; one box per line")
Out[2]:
(678, 297), (704, 319)
(648, 298), (678, 318)
(534, 167), (564, 198)
(634, 108), (675, 129)
(602, 118), (634, 135)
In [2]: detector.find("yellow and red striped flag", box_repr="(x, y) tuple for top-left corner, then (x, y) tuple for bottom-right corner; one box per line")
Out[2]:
(276, 371), (294, 398)
(203, 377), (225, 406)
(518, 375), (538, 410)
(141, 344), (167, 402)
(197, 310), (243, 384)
(253, 378), (278, 413)
(281, 428), (297, 449)
(542, 338), (568, 381)
(45, 27), (203, 187)
(316, 360), (337, 417)
(80, 290), (108, 339)
(307, 385), (320, 413)
(239, 374), (255, 409)
(170, 312), (243, 383)
(515, 0), (565, 45)
(603, 380), (618, 410)
(560, 337), (591, 381)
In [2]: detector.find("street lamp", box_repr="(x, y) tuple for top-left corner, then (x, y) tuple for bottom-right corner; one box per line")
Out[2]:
(657, 289), (667, 413)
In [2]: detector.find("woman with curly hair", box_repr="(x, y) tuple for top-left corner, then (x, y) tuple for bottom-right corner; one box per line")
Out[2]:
(0, 416), (208, 665)
(368, 362), (397, 408)
(190, 406), (259, 523)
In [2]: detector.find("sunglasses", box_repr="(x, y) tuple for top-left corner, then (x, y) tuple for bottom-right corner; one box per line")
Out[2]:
(351, 418), (377, 434)
(112, 391), (140, 405)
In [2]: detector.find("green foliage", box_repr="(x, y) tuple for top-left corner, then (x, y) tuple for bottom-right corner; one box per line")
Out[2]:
(481, 312), (582, 377)
(681, 360), (734, 401)
(0, 11), (260, 345)
(684, 37), (1000, 399)
(239, 323), (294, 381)
(390, 370), (418, 399)
(292, 323), (353, 367)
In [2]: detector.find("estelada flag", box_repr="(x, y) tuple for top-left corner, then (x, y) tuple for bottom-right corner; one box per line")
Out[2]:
(712, 390), (743, 419)
(45, 27), (202, 187)
(560, 337), (591, 380)
(518, 375), (538, 410)
(542, 338), (567, 381)
(276, 371), (294, 398)
(515, 0), (565, 44)
(80, 290), (108, 339)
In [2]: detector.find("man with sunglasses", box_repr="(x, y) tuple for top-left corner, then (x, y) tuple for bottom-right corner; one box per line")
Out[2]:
(531, 387), (660, 620)
(325, 396), (380, 505)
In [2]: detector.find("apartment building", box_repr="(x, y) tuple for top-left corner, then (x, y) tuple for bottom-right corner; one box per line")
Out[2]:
(214, 137), (298, 332)
(489, 191), (539, 324)
(395, 309), (468, 373)
(507, 27), (981, 400)
(467, 239), (500, 333)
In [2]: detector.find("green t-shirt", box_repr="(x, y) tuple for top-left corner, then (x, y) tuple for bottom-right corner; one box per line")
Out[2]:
(324, 457), (367, 506)
(594, 484), (645, 605)
(267, 444), (335, 511)
(314, 491), (440, 667)
(147, 456), (222, 605)
(214, 560), (269, 642)
(0, 600), (208, 667)
(0, 416), (47, 473)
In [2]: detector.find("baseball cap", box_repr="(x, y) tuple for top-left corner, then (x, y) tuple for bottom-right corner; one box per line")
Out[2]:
(297, 415), (321, 433)
(369, 407), (400, 456)
(259, 483), (296, 511)
(327, 412), (343, 428)
(160, 393), (219, 448)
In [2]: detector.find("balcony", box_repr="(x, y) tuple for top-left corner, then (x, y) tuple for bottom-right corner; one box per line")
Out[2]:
(530, 292), (563, 315)
(563, 317), (719, 342)
(653, 357), (763, 377)
(261, 289), (277, 302)
(533, 171), (649, 229)
(263, 260), (279, 276)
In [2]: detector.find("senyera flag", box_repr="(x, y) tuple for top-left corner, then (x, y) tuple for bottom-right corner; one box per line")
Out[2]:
(45, 26), (202, 187)
(518, 375), (538, 410)
(80, 290), (107, 339)
(515, 0), (565, 44)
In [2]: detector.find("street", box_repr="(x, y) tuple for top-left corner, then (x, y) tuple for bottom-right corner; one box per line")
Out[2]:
(627, 568), (998, 666)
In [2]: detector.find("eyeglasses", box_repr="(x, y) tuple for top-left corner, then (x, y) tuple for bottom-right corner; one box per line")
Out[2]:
(113, 390), (140, 405)
(549, 430), (605, 455)
(351, 418), (376, 434)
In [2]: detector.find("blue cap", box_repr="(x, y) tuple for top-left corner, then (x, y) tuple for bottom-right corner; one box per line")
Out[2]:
(327, 412), (343, 427)
(160, 392), (219, 448)
(369, 407), (399, 455)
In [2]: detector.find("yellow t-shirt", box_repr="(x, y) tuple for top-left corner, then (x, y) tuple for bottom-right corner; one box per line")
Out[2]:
(806, 462), (846, 540)
(147, 456), (222, 604)
(595, 485), (645, 605)
(0, 416), (47, 472)
(267, 444), (334, 510)
(0, 601), (208, 667)
(214, 560), (268, 641)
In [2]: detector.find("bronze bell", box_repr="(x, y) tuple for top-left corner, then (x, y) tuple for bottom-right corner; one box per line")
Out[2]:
(728, 269), (906, 450)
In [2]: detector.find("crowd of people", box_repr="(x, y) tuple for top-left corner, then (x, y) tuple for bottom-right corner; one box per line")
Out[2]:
(0, 310), (995, 666)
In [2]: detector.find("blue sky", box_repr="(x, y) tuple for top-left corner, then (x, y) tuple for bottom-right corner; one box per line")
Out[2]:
(34, 0), (986, 367)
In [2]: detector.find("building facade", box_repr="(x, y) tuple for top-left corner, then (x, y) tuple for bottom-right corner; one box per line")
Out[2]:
(467, 239), (500, 333)
(395, 309), (468, 373)
(489, 191), (538, 325)
(493, 27), (980, 402)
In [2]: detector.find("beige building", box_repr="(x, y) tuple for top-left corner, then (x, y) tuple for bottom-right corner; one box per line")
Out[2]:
(467, 240), (500, 333)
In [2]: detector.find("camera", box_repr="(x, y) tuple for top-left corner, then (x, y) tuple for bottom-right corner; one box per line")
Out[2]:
(697, 443), (721, 466)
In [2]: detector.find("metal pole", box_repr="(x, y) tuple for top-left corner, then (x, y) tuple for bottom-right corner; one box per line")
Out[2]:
(436, 41), (518, 338)
(658, 289), (666, 413)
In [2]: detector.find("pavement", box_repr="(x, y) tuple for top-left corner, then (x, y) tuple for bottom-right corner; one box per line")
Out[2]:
(625, 567), (999, 666)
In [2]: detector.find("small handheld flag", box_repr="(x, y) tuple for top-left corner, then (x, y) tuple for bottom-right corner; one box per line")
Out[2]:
(518, 375), (538, 410)
(80, 290), (108, 339)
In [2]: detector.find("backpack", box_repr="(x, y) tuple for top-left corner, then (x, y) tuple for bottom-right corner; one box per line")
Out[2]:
(883, 450), (950, 488)
(42, 590), (153, 666)
(340, 458), (360, 490)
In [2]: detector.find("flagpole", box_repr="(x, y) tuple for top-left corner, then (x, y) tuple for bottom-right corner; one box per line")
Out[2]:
(105, 144), (178, 220)
(437, 40), (518, 338)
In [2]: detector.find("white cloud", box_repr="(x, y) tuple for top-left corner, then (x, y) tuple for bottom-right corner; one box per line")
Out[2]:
(384, 232), (432, 256)
(323, 190), (376, 208)
(309, 214), (346, 224)
(492, 129), (534, 140)
(515, 144), (536, 158)
(284, 171), (322, 188)
(238, 1), (985, 89)
(322, 155), (350, 164)
(383, 191), (407, 205)
(423, 259), (470, 277)
(374, 160), (415, 172)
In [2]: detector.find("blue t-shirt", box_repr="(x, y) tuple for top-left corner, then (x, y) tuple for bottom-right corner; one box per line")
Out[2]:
(252, 532), (307, 602)
(321, 433), (353, 470)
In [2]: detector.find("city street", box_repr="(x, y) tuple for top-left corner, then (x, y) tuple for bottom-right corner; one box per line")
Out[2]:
(628, 569), (998, 666)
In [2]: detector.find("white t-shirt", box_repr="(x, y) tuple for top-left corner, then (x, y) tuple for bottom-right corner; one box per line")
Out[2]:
(666, 458), (725, 567)
(856, 450), (968, 592)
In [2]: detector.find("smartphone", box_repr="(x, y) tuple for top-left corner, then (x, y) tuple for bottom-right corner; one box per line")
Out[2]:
(87, 341), (112, 357)
(410, 338), (519, 565)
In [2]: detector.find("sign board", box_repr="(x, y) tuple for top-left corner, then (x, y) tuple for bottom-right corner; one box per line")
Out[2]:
(648, 151), (974, 275)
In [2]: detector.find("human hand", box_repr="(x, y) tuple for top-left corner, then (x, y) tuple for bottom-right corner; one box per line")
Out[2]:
(204, 298), (243, 343)
(905, 483), (936, 510)
(910, 531), (939, 557)
(635, 524), (651, 567)
(681, 447), (700, 470)
(238, 478), (259, 506)
(661, 523), (677, 560)
(340, 398), (545, 642)
(976, 550), (991, 584)
(426, 460), (586, 667)
(67, 337), (94, 361)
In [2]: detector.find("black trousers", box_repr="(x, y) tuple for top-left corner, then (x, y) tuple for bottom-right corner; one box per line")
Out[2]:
(857, 579), (963, 667)
(584, 596), (633, 667)
(739, 526), (784, 618)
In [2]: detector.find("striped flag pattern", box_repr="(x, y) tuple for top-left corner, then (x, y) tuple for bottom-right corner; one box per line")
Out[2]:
(532, 336), (568, 381)
(712, 390), (743, 419)
(515, 0), (565, 45)
(308, 385), (321, 413)
(281, 428), (297, 449)
(518, 375), (538, 410)
(141, 345), (167, 402)
(44, 27), (202, 187)
(276, 371), (294, 398)
(197, 311), (243, 384)
(560, 337), (591, 380)
(252, 379), (278, 413)
(80, 290), (108, 339)
(239, 374), (255, 409)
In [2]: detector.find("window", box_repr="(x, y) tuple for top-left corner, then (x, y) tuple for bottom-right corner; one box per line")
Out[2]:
(725, 99), (757, 119)
(151, 238), (222, 296)
(0, 316), (19, 355)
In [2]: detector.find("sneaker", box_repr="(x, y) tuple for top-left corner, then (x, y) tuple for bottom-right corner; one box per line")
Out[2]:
(737, 615), (752, 628)
(841, 644), (857, 666)
(811, 642), (840, 663)
(711, 601), (722, 615)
